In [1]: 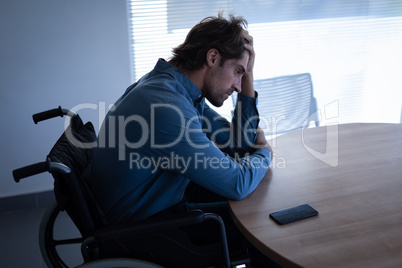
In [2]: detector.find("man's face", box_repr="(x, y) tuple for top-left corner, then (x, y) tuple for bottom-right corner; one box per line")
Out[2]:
(203, 51), (249, 107)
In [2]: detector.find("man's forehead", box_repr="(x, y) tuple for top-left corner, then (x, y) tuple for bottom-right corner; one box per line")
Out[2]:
(225, 52), (249, 68)
(239, 51), (249, 65)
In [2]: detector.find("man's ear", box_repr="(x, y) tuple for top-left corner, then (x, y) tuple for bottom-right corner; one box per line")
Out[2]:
(206, 48), (220, 67)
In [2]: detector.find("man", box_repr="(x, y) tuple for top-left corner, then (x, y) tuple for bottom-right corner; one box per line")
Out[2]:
(91, 13), (274, 266)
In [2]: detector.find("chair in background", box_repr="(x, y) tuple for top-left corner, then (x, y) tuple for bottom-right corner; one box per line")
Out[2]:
(233, 73), (320, 136)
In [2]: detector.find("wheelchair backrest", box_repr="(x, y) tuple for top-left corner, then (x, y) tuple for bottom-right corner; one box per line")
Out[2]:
(48, 114), (107, 237)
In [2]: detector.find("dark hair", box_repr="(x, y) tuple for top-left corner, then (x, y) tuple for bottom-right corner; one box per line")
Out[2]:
(169, 12), (248, 71)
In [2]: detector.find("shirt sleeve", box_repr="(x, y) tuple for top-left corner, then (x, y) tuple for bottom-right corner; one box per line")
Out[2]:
(203, 93), (260, 158)
(150, 96), (271, 200)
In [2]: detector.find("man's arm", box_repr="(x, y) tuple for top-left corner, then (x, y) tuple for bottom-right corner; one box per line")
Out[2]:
(204, 31), (272, 157)
(203, 94), (260, 157)
(255, 126), (273, 156)
(235, 30), (273, 154)
(152, 100), (271, 200)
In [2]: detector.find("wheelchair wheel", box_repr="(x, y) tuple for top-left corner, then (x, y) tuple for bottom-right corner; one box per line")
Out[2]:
(39, 201), (164, 268)
(39, 200), (84, 268)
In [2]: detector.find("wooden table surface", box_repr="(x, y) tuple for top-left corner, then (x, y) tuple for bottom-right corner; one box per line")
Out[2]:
(229, 123), (402, 267)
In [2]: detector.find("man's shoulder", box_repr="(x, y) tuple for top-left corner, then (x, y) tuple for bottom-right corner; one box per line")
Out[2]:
(129, 72), (193, 103)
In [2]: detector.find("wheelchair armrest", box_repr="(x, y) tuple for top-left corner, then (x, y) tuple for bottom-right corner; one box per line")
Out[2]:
(93, 210), (205, 242)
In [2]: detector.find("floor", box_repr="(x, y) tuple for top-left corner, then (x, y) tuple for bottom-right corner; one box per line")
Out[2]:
(0, 191), (82, 268)
(1, 207), (48, 267)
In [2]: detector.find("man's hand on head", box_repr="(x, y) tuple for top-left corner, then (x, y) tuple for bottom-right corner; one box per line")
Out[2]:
(243, 30), (255, 79)
(239, 30), (256, 97)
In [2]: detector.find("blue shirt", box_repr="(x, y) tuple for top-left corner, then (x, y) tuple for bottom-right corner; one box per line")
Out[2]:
(91, 59), (271, 224)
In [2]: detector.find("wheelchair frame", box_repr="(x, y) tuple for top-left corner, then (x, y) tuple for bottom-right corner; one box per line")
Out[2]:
(12, 107), (239, 268)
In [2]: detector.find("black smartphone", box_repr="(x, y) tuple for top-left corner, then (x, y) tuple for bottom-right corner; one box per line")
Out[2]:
(269, 204), (318, 225)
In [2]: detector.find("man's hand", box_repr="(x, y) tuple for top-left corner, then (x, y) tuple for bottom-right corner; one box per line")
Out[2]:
(254, 127), (273, 156)
(241, 30), (255, 97)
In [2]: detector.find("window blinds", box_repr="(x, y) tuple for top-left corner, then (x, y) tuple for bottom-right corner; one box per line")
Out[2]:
(127, 0), (402, 123)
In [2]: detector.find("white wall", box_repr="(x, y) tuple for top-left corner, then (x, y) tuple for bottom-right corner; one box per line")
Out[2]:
(0, 0), (131, 198)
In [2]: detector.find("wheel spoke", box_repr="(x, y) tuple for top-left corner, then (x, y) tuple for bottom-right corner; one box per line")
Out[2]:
(49, 237), (84, 246)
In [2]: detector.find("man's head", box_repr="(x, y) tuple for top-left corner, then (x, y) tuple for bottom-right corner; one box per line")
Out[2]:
(201, 48), (249, 107)
(169, 13), (249, 71)
(169, 13), (251, 107)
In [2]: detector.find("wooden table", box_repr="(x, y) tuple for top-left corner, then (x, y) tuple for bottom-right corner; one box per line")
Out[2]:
(229, 123), (402, 267)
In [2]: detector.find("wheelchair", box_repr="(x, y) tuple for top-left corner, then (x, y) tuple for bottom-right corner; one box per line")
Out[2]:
(13, 107), (250, 268)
